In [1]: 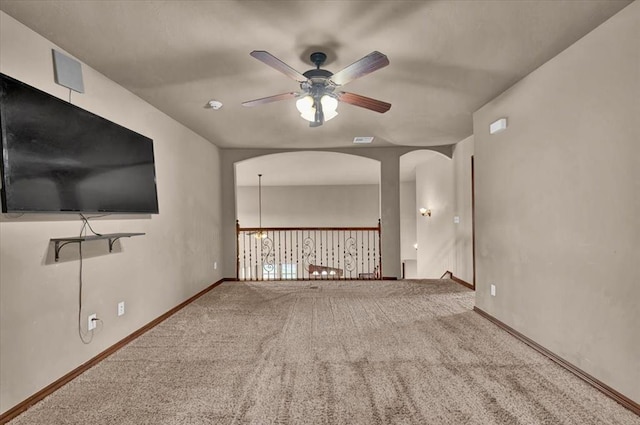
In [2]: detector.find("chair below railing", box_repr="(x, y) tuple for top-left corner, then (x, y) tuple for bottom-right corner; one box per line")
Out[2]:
(236, 220), (382, 281)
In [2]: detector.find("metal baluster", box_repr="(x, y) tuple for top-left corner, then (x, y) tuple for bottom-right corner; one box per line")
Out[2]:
(333, 230), (336, 279)
(279, 230), (282, 280)
(318, 229), (321, 279)
(243, 233), (247, 281)
(348, 230), (352, 280)
(343, 230), (346, 280)
(337, 230), (341, 280)
(258, 231), (262, 281)
(325, 230), (328, 278)
(359, 231), (363, 278)
(288, 230), (292, 279)
(369, 231), (372, 277)
(367, 230), (371, 279)
(249, 232), (252, 280)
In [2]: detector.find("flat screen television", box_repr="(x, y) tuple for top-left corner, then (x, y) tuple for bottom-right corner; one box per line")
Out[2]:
(0, 73), (159, 214)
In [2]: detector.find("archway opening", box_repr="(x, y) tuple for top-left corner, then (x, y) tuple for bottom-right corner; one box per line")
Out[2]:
(234, 151), (382, 280)
(400, 149), (453, 278)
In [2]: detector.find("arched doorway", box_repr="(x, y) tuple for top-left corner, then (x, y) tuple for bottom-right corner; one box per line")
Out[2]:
(399, 145), (474, 283)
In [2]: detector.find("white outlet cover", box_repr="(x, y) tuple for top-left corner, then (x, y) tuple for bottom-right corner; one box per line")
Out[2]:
(117, 301), (125, 316)
(454, 216), (460, 224)
(214, 262), (217, 270)
(88, 313), (97, 331)
(490, 285), (496, 296)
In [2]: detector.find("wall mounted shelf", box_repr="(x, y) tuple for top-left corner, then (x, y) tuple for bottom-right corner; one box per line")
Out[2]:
(51, 233), (145, 262)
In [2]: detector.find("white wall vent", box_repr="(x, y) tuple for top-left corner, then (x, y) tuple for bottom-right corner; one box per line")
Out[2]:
(353, 136), (374, 144)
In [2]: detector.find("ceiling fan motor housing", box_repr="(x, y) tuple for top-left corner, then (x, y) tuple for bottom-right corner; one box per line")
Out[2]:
(303, 69), (333, 79)
(301, 68), (336, 101)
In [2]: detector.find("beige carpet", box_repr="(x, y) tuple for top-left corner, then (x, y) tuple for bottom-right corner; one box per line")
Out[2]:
(9, 279), (639, 424)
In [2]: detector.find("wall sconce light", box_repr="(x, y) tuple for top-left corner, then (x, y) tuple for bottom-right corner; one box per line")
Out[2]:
(419, 208), (431, 217)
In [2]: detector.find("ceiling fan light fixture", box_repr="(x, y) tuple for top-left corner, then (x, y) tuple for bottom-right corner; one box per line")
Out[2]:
(296, 95), (314, 114)
(298, 94), (338, 123)
(320, 94), (338, 122)
(300, 109), (316, 122)
(324, 109), (338, 121)
(320, 95), (338, 113)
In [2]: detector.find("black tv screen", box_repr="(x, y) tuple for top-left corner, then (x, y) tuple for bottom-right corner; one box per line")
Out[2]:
(0, 73), (159, 214)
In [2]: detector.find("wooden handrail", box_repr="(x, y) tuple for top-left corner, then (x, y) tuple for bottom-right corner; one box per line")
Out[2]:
(237, 226), (380, 232)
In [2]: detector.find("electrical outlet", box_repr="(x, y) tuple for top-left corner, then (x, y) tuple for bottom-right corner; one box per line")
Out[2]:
(88, 313), (97, 331)
(490, 284), (496, 297)
(214, 261), (217, 270)
(117, 301), (125, 316)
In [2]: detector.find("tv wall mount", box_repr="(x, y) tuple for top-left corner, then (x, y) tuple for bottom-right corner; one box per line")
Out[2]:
(51, 233), (145, 262)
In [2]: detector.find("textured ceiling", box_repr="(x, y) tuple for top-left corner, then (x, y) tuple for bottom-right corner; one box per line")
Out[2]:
(0, 0), (631, 150)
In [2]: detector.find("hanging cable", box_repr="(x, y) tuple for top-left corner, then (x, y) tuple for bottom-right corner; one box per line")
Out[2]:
(76, 214), (108, 343)
(77, 219), (93, 344)
(79, 213), (103, 236)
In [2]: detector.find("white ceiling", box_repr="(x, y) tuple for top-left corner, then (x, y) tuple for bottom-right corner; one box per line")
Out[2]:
(0, 1), (631, 150)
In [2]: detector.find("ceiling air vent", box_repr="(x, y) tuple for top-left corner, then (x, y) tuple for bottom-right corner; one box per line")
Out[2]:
(353, 136), (374, 144)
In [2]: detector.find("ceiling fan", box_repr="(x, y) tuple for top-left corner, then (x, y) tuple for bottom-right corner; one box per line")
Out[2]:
(242, 50), (391, 127)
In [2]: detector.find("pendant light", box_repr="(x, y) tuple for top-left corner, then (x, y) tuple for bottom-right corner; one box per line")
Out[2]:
(255, 174), (267, 239)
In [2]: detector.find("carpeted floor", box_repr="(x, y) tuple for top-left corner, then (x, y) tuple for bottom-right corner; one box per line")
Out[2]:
(9, 279), (639, 424)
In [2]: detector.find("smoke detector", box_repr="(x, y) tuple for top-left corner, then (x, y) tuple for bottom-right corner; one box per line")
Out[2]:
(205, 100), (223, 110)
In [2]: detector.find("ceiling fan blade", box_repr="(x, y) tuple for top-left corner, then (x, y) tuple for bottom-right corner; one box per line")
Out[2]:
(338, 91), (391, 113)
(330, 51), (389, 86)
(242, 92), (298, 107)
(250, 51), (307, 82)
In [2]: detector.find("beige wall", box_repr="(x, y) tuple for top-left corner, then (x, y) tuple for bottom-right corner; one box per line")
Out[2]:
(400, 181), (417, 263)
(474, 2), (639, 402)
(0, 13), (223, 413)
(452, 136), (474, 284)
(237, 184), (380, 228)
(415, 154), (455, 278)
